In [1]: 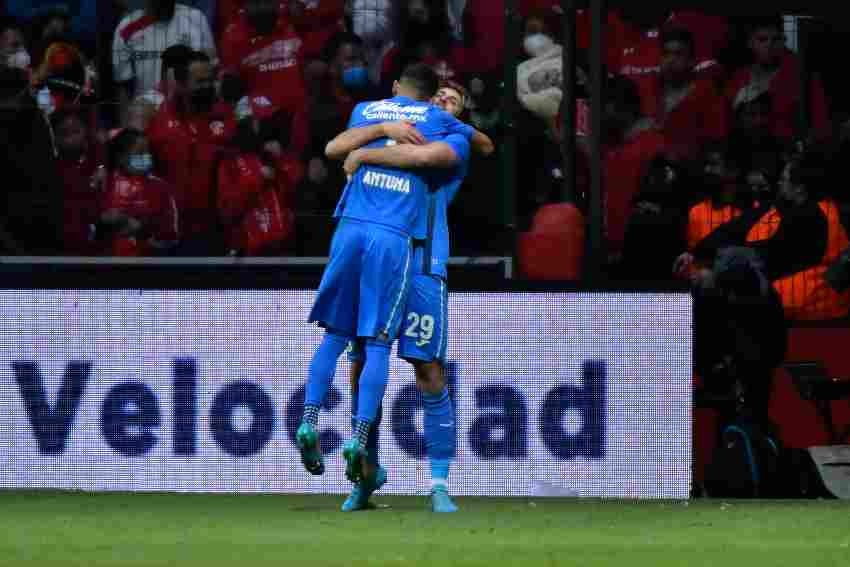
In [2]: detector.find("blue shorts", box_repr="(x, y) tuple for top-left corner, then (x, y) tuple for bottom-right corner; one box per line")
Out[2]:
(309, 219), (413, 340)
(348, 273), (448, 364)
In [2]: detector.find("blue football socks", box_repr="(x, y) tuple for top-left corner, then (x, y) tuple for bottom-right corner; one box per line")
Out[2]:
(422, 387), (455, 487)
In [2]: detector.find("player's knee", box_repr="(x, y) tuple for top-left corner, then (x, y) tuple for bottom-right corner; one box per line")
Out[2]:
(324, 328), (353, 348)
(414, 361), (444, 394)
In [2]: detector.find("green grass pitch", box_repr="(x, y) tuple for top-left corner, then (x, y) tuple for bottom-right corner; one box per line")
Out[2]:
(1, 491), (848, 566)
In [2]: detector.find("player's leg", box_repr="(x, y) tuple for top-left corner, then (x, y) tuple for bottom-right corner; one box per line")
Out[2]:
(341, 341), (387, 511)
(299, 220), (362, 475)
(344, 226), (413, 482)
(297, 328), (353, 475)
(414, 361), (457, 512)
(399, 275), (457, 512)
(347, 343), (382, 477)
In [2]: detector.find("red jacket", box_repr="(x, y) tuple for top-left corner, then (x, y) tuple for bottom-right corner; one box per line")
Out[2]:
(289, 0), (346, 60)
(603, 11), (728, 116)
(725, 52), (831, 141)
(101, 171), (179, 256)
(216, 151), (300, 254)
(221, 12), (307, 116)
(652, 77), (729, 161)
(146, 100), (235, 237)
(448, 0), (506, 76)
(603, 123), (666, 253)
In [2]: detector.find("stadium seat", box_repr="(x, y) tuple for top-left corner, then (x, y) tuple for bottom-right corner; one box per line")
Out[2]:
(517, 203), (585, 280)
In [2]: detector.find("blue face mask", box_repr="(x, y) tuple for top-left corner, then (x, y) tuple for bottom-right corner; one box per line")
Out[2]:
(342, 66), (369, 89)
(127, 153), (153, 176)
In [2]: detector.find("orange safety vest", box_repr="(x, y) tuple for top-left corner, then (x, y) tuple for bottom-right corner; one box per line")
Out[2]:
(746, 201), (850, 320)
(687, 201), (743, 250)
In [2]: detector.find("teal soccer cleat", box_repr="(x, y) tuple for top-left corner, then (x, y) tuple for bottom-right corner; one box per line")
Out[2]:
(342, 439), (367, 482)
(430, 485), (458, 513)
(295, 422), (324, 475)
(341, 466), (388, 512)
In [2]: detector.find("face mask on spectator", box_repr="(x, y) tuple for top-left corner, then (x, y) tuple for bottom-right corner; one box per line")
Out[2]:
(342, 66), (369, 90)
(524, 34), (554, 58)
(126, 153), (154, 176)
(190, 87), (216, 112)
(7, 49), (30, 70)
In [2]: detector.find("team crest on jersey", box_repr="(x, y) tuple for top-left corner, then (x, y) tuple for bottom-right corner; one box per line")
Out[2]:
(362, 101), (429, 122)
(210, 121), (225, 136)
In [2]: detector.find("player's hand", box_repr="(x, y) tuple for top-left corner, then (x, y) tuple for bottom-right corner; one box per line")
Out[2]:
(343, 149), (363, 176)
(382, 121), (425, 145)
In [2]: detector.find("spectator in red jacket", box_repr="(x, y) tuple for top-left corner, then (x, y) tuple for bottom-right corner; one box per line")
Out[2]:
(288, 0), (346, 61)
(221, 0), (307, 119)
(309, 32), (376, 157)
(653, 26), (728, 162)
(53, 107), (102, 255)
(380, 0), (458, 88)
(100, 128), (179, 257)
(725, 16), (830, 142)
(217, 96), (298, 255)
(606, 8), (729, 117)
(448, 0), (505, 77)
(596, 74), (666, 258)
(146, 50), (235, 254)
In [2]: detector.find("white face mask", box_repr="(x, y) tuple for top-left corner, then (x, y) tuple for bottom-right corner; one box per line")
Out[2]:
(523, 33), (554, 58)
(7, 49), (30, 70)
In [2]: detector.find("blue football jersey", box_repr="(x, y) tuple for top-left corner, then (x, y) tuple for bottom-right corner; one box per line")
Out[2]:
(416, 133), (471, 279)
(333, 96), (474, 239)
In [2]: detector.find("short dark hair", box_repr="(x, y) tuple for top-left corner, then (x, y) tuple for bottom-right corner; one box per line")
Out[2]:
(107, 128), (146, 170)
(661, 26), (695, 55)
(173, 49), (211, 84)
(320, 31), (364, 64)
(161, 44), (194, 81)
(399, 63), (440, 100)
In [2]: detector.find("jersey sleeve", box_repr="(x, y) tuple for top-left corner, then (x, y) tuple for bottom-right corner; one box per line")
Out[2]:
(442, 133), (471, 166)
(437, 109), (475, 140)
(346, 102), (370, 129)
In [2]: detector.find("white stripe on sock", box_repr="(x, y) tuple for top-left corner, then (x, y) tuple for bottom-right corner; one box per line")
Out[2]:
(431, 479), (448, 490)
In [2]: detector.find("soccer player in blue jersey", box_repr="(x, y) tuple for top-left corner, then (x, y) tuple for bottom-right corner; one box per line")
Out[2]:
(297, 64), (475, 485)
(326, 82), (494, 512)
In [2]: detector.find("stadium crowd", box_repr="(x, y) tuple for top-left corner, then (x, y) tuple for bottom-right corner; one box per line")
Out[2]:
(0, 1), (848, 321)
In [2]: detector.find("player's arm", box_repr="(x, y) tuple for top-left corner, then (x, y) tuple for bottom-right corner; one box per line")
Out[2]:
(471, 130), (495, 156)
(344, 142), (459, 175)
(325, 122), (426, 161)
